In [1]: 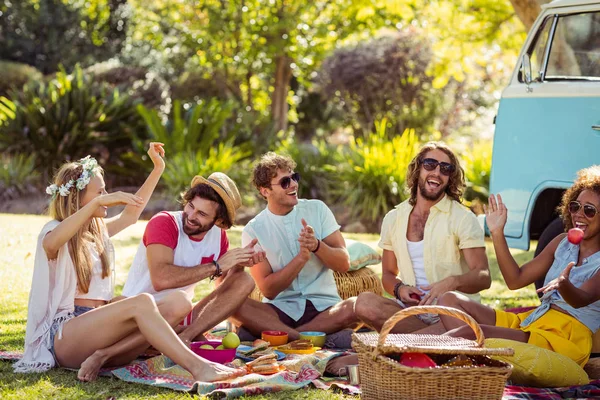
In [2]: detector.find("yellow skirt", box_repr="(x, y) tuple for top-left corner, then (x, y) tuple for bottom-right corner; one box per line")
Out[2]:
(495, 308), (593, 367)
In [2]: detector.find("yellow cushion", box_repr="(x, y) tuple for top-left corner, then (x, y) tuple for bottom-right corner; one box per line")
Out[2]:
(485, 338), (589, 387)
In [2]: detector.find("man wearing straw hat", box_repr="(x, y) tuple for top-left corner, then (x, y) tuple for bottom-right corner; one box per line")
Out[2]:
(354, 142), (491, 333)
(123, 172), (265, 345)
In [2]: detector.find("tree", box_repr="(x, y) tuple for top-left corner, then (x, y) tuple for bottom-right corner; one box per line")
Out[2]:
(0, 0), (127, 73)
(125, 0), (409, 132)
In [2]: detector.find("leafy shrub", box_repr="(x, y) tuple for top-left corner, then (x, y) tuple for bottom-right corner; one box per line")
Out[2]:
(170, 70), (230, 103)
(86, 61), (171, 112)
(0, 153), (40, 200)
(0, 61), (43, 96)
(276, 139), (340, 202)
(320, 29), (441, 138)
(122, 99), (254, 196)
(335, 120), (420, 229)
(0, 65), (143, 183)
(162, 143), (251, 199)
(0, 0), (127, 74)
(463, 139), (492, 204)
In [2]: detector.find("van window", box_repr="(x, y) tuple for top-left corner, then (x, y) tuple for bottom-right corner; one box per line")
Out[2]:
(525, 17), (553, 82)
(546, 12), (600, 79)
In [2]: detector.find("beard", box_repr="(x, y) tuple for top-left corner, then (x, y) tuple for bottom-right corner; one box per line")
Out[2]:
(182, 212), (215, 236)
(418, 175), (448, 202)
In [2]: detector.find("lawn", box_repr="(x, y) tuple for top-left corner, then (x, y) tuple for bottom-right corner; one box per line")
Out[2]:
(0, 213), (540, 399)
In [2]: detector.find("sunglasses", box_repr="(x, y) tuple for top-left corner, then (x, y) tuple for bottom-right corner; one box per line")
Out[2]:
(272, 172), (301, 189)
(569, 200), (599, 219)
(420, 158), (456, 176)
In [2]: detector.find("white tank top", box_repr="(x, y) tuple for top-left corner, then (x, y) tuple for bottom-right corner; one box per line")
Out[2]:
(75, 240), (115, 301)
(406, 239), (430, 289)
(122, 211), (223, 301)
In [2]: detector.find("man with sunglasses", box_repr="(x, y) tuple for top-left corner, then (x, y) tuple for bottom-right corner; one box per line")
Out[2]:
(233, 152), (359, 343)
(354, 141), (491, 333)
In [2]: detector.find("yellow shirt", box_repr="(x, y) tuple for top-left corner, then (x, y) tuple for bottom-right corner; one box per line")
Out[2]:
(378, 195), (485, 302)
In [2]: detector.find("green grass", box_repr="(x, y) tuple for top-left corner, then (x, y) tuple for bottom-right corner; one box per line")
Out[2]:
(0, 213), (539, 399)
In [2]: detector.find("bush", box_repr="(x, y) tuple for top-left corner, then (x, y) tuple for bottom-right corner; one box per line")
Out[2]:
(320, 29), (441, 138)
(0, 0), (127, 74)
(162, 143), (251, 199)
(0, 61), (43, 96)
(120, 99), (255, 195)
(276, 139), (340, 202)
(86, 61), (171, 112)
(0, 153), (40, 200)
(463, 140), (492, 204)
(335, 120), (420, 230)
(0, 65), (143, 183)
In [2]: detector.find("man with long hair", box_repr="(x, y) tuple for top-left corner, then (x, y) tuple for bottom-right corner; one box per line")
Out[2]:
(354, 141), (491, 333)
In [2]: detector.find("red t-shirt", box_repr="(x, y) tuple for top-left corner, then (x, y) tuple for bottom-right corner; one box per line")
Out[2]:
(143, 212), (229, 259)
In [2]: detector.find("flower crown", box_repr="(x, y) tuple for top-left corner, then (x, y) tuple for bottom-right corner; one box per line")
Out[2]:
(46, 156), (99, 199)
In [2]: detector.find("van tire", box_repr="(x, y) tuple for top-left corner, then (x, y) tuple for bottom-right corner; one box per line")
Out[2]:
(533, 217), (564, 295)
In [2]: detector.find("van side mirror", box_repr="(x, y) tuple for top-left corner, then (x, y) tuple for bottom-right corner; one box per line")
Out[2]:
(522, 54), (532, 85)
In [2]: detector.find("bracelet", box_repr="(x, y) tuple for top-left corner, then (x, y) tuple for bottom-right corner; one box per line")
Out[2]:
(210, 260), (222, 281)
(393, 281), (406, 300)
(312, 239), (321, 253)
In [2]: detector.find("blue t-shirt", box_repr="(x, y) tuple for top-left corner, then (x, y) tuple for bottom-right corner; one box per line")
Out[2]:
(242, 199), (341, 321)
(521, 237), (600, 332)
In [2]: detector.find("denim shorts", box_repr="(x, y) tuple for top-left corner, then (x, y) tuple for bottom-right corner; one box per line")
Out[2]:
(48, 305), (94, 365)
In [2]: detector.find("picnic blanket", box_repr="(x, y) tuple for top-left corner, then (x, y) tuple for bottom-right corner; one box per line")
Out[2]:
(110, 350), (361, 398)
(3, 349), (600, 398)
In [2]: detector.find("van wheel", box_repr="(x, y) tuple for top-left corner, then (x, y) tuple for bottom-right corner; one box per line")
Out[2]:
(533, 217), (564, 295)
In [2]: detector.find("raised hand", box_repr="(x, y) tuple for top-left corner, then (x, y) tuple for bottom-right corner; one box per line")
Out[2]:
(96, 191), (144, 208)
(147, 142), (165, 170)
(537, 262), (575, 295)
(484, 194), (508, 236)
(298, 218), (318, 252)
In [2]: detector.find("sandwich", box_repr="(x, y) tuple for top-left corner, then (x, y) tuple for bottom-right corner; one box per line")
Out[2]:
(238, 339), (270, 357)
(246, 352), (281, 374)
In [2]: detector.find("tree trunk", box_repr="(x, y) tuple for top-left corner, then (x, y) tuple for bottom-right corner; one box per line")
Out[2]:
(508, 0), (549, 30)
(271, 55), (292, 132)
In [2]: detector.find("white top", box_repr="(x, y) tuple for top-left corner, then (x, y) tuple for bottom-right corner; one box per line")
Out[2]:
(241, 199), (341, 321)
(122, 211), (223, 301)
(14, 220), (114, 373)
(406, 239), (430, 289)
(75, 244), (114, 301)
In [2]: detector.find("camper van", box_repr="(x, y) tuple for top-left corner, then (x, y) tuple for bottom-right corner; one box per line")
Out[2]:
(490, 0), (600, 251)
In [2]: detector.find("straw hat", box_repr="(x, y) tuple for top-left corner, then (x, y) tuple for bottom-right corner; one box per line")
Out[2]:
(190, 172), (242, 229)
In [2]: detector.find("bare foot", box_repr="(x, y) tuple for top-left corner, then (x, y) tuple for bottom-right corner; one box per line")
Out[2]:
(191, 361), (246, 383)
(77, 350), (110, 382)
(325, 354), (359, 376)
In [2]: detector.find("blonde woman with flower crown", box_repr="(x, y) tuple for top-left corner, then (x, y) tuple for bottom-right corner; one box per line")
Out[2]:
(14, 143), (243, 383)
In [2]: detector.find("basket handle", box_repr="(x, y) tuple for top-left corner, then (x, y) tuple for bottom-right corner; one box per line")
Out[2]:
(377, 305), (485, 351)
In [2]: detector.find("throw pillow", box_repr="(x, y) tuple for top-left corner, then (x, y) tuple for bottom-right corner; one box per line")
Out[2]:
(485, 338), (589, 387)
(346, 239), (382, 271)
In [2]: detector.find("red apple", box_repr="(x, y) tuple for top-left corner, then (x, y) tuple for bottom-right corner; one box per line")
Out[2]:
(409, 293), (421, 301)
(567, 228), (584, 245)
(399, 352), (437, 368)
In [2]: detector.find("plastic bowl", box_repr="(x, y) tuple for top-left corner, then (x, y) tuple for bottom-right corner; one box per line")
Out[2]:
(190, 340), (236, 364)
(261, 330), (288, 346)
(299, 331), (326, 348)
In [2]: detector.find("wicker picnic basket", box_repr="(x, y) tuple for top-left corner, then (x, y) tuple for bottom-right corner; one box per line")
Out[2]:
(352, 306), (515, 400)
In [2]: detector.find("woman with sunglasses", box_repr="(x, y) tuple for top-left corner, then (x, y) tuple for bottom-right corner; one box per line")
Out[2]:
(437, 165), (600, 367)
